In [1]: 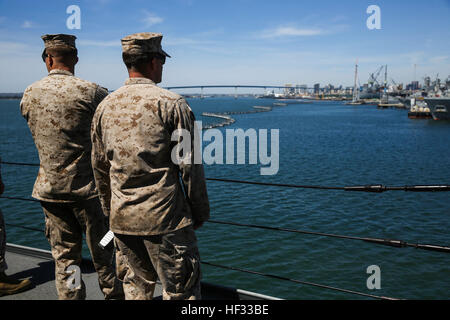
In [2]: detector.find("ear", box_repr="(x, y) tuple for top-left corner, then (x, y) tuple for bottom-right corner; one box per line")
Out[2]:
(47, 55), (54, 68)
(144, 58), (154, 74)
(74, 55), (79, 65)
(151, 57), (159, 70)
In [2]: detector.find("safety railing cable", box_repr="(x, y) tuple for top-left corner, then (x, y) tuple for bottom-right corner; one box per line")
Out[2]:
(0, 195), (40, 203)
(5, 222), (44, 233)
(208, 220), (450, 254)
(206, 177), (450, 193)
(201, 261), (399, 300)
(2, 160), (449, 193)
(0, 161), (444, 300)
(1, 195), (449, 253)
(2, 220), (400, 300)
(0, 161), (40, 167)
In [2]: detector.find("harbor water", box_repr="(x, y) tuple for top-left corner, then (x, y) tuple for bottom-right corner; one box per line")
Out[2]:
(0, 97), (449, 299)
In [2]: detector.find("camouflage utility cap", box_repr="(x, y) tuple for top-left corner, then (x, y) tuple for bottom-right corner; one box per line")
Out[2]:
(121, 32), (170, 57)
(41, 34), (77, 50)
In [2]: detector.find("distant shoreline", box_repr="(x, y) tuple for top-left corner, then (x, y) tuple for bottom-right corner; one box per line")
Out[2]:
(0, 93), (262, 100)
(0, 94), (23, 100)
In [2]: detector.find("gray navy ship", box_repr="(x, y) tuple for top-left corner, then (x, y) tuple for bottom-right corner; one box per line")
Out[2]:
(424, 97), (450, 120)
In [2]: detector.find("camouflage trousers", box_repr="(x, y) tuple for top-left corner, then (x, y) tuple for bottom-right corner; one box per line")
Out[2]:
(114, 226), (202, 300)
(0, 209), (7, 273)
(41, 198), (124, 300)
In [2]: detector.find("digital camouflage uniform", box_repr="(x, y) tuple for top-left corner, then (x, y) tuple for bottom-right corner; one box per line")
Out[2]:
(91, 32), (210, 300)
(20, 34), (123, 300)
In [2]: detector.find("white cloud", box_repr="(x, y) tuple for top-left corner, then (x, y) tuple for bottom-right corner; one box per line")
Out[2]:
(0, 41), (31, 55)
(429, 56), (449, 64)
(21, 20), (35, 29)
(142, 11), (164, 27)
(261, 26), (324, 38)
(255, 21), (350, 40)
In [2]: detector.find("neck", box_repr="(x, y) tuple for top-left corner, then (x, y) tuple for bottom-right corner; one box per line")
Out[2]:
(128, 70), (158, 83)
(49, 65), (74, 74)
(129, 70), (150, 79)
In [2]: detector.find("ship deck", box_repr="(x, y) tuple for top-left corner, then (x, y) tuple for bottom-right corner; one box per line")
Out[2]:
(0, 243), (280, 300)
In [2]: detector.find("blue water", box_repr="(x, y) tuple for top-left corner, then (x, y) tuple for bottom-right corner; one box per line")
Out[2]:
(0, 97), (449, 300)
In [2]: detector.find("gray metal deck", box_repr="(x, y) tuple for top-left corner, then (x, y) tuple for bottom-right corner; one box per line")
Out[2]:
(0, 243), (280, 300)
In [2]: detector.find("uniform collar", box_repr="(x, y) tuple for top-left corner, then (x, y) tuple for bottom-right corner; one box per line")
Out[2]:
(48, 69), (74, 76)
(125, 77), (156, 86)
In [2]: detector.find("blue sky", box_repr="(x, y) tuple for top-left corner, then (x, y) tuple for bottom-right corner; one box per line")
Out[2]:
(0, 0), (449, 92)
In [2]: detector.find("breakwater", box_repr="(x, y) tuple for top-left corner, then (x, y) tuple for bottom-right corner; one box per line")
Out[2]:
(201, 105), (272, 129)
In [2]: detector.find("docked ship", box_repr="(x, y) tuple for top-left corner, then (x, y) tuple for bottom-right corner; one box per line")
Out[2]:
(377, 93), (405, 109)
(424, 97), (450, 120)
(359, 86), (380, 100)
(407, 98), (432, 119)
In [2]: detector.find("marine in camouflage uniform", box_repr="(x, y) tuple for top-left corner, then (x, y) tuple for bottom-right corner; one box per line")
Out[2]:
(91, 32), (210, 300)
(20, 34), (123, 300)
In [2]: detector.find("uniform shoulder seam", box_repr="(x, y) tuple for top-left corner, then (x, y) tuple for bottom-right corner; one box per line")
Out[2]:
(159, 87), (183, 100)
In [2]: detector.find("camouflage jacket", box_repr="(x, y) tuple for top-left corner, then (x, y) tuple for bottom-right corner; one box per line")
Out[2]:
(20, 69), (108, 202)
(91, 77), (210, 235)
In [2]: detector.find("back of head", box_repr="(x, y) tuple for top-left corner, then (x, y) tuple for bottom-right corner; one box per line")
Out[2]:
(41, 34), (78, 70)
(45, 47), (78, 65)
(121, 32), (170, 73)
(122, 51), (154, 71)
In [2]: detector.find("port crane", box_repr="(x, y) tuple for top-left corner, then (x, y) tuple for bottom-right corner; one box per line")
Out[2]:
(390, 78), (402, 91)
(368, 65), (384, 87)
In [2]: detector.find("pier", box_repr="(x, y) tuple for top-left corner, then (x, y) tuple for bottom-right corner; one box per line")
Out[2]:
(201, 106), (273, 129)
